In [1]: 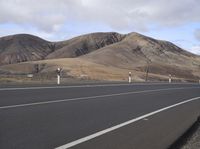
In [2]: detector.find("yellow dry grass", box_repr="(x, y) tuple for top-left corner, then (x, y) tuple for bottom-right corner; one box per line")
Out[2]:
(35, 58), (143, 81)
(1, 57), (199, 82)
(35, 58), (180, 81)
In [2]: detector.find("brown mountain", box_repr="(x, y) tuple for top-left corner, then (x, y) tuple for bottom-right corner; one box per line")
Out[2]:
(83, 33), (199, 76)
(0, 32), (125, 65)
(47, 32), (125, 59)
(0, 34), (55, 65)
(0, 32), (199, 81)
(84, 32), (195, 63)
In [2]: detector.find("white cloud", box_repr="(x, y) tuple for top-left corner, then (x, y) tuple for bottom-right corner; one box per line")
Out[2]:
(190, 46), (200, 55)
(0, 0), (200, 34)
(0, 24), (59, 41)
(0, 0), (71, 32)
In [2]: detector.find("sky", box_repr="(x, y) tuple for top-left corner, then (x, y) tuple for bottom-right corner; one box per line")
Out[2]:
(0, 0), (200, 55)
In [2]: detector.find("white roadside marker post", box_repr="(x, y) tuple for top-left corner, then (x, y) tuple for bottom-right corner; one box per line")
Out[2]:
(57, 74), (60, 85)
(128, 72), (132, 83)
(169, 74), (172, 83)
(56, 68), (62, 85)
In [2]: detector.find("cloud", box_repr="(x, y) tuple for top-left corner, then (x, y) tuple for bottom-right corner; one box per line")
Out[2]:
(0, 0), (71, 32)
(194, 29), (200, 41)
(190, 46), (200, 55)
(0, 24), (58, 41)
(0, 0), (200, 34)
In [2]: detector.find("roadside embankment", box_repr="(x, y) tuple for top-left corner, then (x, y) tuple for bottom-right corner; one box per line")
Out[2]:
(169, 117), (200, 149)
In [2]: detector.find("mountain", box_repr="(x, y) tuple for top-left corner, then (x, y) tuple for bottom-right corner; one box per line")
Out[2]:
(0, 34), (55, 65)
(47, 32), (125, 59)
(0, 32), (199, 81)
(83, 33), (199, 77)
(0, 32), (125, 65)
(84, 32), (195, 64)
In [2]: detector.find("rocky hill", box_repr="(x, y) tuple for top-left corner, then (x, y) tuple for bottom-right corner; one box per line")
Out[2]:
(0, 34), (54, 65)
(0, 32), (125, 65)
(83, 33), (199, 79)
(0, 32), (199, 81)
(47, 32), (125, 59)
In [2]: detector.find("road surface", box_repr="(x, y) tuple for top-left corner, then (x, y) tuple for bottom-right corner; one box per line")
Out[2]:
(0, 83), (200, 149)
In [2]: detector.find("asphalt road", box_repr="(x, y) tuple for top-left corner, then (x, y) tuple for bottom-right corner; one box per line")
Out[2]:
(0, 83), (200, 149)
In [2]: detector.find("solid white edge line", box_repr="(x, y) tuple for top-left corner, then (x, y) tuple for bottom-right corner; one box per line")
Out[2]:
(0, 87), (199, 109)
(0, 84), (126, 91)
(55, 96), (200, 149)
(0, 83), (198, 91)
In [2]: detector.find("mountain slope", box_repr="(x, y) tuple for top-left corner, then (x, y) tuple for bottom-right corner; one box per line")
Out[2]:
(83, 32), (195, 66)
(47, 32), (125, 59)
(0, 32), (125, 65)
(82, 32), (199, 78)
(0, 34), (55, 65)
(0, 32), (199, 81)
(0, 32), (198, 67)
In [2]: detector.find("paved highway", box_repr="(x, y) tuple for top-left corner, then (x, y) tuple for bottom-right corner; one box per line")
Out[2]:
(0, 83), (200, 149)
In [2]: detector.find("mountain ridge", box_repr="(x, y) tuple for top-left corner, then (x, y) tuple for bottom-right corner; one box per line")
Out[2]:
(0, 32), (199, 81)
(0, 32), (126, 65)
(0, 32), (197, 66)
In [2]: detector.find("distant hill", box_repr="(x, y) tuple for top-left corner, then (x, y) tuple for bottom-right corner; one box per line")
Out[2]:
(82, 33), (199, 78)
(47, 32), (125, 59)
(0, 32), (125, 65)
(0, 32), (199, 81)
(0, 34), (54, 65)
(84, 32), (195, 64)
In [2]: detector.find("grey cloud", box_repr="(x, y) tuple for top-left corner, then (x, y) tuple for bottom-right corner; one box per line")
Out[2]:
(0, 0), (200, 33)
(0, 0), (73, 32)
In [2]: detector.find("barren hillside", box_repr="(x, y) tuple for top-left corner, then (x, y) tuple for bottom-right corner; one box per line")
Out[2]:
(47, 32), (125, 59)
(0, 32), (199, 82)
(0, 34), (55, 65)
(82, 32), (200, 79)
(0, 32), (125, 65)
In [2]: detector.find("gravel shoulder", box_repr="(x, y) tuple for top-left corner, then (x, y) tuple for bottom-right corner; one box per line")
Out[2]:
(170, 118), (200, 149)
